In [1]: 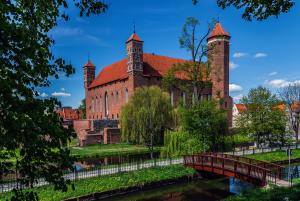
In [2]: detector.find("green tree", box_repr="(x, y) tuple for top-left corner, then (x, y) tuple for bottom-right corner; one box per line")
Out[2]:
(181, 100), (228, 152)
(278, 84), (300, 145)
(120, 86), (173, 158)
(0, 0), (107, 200)
(78, 98), (86, 119)
(192, 0), (295, 21)
(163, 17), (216, 104)
(237, 86), (290, 147)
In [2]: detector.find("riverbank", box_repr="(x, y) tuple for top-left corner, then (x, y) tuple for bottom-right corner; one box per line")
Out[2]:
(0, 165), (195, 201)
(70, 143), (162, 159)
(223, 182), (300, 201)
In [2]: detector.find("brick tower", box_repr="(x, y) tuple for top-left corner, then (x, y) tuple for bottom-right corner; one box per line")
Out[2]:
(208, 23), (233, 127)
(126, 32), (143, 73)
(83, 59), (96, 107)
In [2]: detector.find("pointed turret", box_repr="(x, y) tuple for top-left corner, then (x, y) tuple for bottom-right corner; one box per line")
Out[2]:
(207, 23), (230, 42)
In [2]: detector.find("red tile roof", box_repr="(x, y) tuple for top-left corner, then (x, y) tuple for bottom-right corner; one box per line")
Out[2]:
(126, 33), (143, 43)
(208, 23), (230, 40)
(235, 104), (247, 113)
(89, 53), (188, 88)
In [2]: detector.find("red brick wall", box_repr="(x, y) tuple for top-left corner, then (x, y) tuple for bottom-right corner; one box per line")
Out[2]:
(103, 128), (121, 144)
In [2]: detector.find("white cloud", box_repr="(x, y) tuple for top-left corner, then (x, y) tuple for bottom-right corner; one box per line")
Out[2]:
(51, 92), (71, 97)
(229, 84), (243, 92)
(254, 53), (267, 58)
(233, 52), (247, 58)
(269, 71), (277, 76)
(233, 94), (243, 102)
(268, 79), (300, 88)
(229, 62), (239, 70)
(39, 92), (48, 98)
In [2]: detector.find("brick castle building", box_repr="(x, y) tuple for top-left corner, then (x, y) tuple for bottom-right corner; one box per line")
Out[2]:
(83, 23), (232, 126)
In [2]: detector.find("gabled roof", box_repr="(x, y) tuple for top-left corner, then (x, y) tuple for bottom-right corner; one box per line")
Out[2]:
(208, 23), (230, 40)
(126, 32), (143, 43)
(89, 53), (188, 88)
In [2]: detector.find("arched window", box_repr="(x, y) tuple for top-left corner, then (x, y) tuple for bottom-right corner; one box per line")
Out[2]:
(111, 92), (114, 105)
(100, 96), (102, 112)
(95, 96), (98, 112)
(116, 91), (119, 104)
(105, 92), (108, 117)
(91, 98), (94, 112)
(125, 88), (128, 103)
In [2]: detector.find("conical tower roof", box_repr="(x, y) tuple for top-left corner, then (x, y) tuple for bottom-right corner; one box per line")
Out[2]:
(208, 23), (230, 40)
(126, 32), (143, 43)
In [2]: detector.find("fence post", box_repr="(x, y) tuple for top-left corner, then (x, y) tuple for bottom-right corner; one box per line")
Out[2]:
(170, 157), (172, 165)
(252, 148), (255, 155)
(75, 169), (78, 181)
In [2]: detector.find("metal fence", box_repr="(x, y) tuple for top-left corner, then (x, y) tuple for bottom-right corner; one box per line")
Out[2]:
(225, 144), (300, 157)
(0, 157), (183, 193)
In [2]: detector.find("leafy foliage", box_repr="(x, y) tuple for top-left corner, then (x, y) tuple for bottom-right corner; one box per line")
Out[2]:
(78, 98), (86, 119)
(0, 0), (107, 200)
(162, 130), (207, 157)
(192, 0), (295, 21)
(1, 165), (196, 201)
(223, 183), (300, 201)
(120, 86), (173, 152)
(181, 100), (228, 151)
(237, 86), (290, 147)
(278, 83), (300, 144)
(163, 100), (228, 156)
(163, 17), (215, 104)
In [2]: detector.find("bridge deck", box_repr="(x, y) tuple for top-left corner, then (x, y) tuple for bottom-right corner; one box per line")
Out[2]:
(184, 153), (285, 186)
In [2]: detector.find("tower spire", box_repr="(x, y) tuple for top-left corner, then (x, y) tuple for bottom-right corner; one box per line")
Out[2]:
(133, 19), (136, 33)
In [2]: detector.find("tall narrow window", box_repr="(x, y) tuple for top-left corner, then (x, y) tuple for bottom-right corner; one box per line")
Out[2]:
(91, 98), (94, 112)
(125, 88), (128, 103)
(116, 91), (119, 104)
(105, 92), (108, 117)
(111, 92), (114, 105)
(95, 96), (98, 112)
(100, 96), (102, 112)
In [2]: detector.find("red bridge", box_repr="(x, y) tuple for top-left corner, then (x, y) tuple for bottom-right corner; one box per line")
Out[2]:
(184, 153), (286, 186)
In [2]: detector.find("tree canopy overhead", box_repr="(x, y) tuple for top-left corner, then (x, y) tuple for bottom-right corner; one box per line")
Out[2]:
(192, 0), (295, 21)
(0, 0), (107, 200)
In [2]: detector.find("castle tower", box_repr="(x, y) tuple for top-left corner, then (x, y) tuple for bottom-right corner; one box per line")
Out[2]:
(207, 23), (233, 126)
(126, 32), (143, 73)
(83, 59), (95, 93)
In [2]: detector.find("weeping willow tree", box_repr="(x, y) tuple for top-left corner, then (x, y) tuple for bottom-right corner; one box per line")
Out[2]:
(120, 86), (173, 157)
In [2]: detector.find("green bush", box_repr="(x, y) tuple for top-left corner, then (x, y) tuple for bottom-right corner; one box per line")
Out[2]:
(161, 130), (208, 157)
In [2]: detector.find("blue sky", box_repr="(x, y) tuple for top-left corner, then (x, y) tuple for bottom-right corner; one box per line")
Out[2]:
(41, 0), (300, 108)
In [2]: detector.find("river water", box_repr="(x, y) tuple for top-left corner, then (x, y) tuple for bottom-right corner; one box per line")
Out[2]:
(100, 177), (253, 201)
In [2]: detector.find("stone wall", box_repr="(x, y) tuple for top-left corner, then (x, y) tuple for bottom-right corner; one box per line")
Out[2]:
(103, 128), (121, 144)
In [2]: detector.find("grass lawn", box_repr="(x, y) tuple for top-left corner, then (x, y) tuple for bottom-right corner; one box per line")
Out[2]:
(70, 143), (162, 159)
(246, 149), (300, 162)
(0, 165), (195, 201)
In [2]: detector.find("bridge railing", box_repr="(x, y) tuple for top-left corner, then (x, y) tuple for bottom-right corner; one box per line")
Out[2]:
(202, 152), (285, 180)
(183, 153), (282, 186)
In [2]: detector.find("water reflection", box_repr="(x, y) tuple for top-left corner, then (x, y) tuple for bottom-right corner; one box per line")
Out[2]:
(74, 152), (160, 170)
(100, 177), (253, 201)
